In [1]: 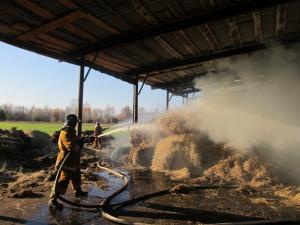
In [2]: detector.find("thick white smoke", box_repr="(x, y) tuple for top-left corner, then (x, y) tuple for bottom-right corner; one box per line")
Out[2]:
(185, 45), (300, 150)
(176, 45), (300, 181)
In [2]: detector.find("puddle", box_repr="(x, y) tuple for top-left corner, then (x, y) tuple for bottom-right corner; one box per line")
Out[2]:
(24, 167), (177, 225)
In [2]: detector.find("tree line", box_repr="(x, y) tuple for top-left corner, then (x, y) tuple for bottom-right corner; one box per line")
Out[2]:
(0, 102), (146, 124)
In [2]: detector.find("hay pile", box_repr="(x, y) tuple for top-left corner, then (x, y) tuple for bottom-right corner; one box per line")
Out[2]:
(151, 113), (203, 179)
(129, 112), (282, 186)
(129, 128), (156, 167)
(194, 151), (274, 188)
(151, 134), (202, 179)
(158, 113), (191, 135)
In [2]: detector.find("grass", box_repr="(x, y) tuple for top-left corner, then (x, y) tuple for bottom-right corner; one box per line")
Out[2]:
(0, 121), (101, 135)
(0, 121), (130, 138)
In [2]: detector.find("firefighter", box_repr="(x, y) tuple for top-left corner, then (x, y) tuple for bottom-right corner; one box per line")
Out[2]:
(93, 122), (102, 149)
(48, 114), (88, 210)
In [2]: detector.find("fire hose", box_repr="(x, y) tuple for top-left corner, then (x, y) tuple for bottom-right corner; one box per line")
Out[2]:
(52, 151), (300, 225)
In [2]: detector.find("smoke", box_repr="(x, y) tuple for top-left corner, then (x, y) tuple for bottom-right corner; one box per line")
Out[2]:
(176, 45), (300, 181)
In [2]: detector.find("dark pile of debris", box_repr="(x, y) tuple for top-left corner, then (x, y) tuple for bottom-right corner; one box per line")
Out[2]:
(0, 128), (31, 157)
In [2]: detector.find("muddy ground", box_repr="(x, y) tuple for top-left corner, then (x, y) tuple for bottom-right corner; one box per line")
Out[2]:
(1, 156), (300, 224)
(1, 134), (300, 224)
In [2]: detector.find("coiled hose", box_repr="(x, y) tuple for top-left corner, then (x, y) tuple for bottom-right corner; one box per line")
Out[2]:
(52, 151), (300, 225)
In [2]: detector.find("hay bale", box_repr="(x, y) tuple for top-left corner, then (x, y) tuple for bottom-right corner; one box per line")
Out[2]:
(130, 129), (154, 148)
(129, 128), (156, 167)
(151, 135), (202, 178)
(158, 113), (191, 136)
(130, 147), (154, 167)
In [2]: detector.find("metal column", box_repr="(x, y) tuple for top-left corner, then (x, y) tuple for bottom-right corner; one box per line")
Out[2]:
(77, 55), (85, 137)
(133, 81), (138, 123)
(166, 90), (169, 111)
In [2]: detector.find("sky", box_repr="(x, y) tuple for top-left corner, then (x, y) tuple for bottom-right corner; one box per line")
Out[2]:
(0, 42), (183, 112)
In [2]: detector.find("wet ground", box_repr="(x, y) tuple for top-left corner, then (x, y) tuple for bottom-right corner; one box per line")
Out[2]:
(1, 167), (300, 225)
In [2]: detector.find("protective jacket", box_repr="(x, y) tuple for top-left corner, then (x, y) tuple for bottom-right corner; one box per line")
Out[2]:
(56, 126), (81, 171)
(94, 125), (103, 136)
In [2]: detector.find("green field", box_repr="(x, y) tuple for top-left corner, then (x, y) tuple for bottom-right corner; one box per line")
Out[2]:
(0, 121), (98, 135)
(0, 121), (131, 139)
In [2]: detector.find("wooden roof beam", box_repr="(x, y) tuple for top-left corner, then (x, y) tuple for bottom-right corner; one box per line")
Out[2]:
(72, 0), (294, 56)
(164, 0), (203, 56)
(153, 73), (206, 89)
(15, 0), (98, 43)
(17, 0), (120, 41)
(252, 12), (263, 43)
(17, 10), (85, 41)
(132, 0), (184, 59)
(226, 18), (243, 46)
(276, 3), (289, 37)
(125, 34), (300, 76)
(95, 0), (134, 30)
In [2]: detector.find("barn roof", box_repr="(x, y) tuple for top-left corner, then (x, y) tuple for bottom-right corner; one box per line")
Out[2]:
(1, 0), (299, 96)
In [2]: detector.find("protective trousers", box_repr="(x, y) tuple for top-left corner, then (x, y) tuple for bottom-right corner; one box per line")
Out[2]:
(50, 168), (81, 201)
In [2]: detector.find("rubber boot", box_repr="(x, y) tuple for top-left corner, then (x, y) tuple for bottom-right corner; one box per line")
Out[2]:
(48, 193), (63, 210)
(74, 189), (88, 197)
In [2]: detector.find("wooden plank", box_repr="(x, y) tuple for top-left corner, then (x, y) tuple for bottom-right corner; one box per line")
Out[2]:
(0, 23), (19, 35)
(276, 4), (289, 36)
(252, 12), (263, 42)
(132, 0), (158, 25)
(96, 0), (134, 30)
(57, 0), (79, 10)
(84, 13), (120, 34)
(164, 0), (202, 55)
(15, 0), (98, 43)
(13, 23), (75, 50)
(0, 1), (40, 26)
(226, 18), (243, 46)
(98, 53), (138, 69)
(15, 0), (53, 20)
(17, 11), (84, 41)
(132, 0), (183, 59)
(154, 36), (183, 58)
(33, 39), (64, 53)
(199, 24), (221, 50)
(176, 30), (202, 55)
(39, 34), (75, 50)
(58, 0), (120, 34)
(199, 0), (207, 10)
(164, 0), (186, 17)
(64, 24), (98, 42)
(93, 57), (128, 73)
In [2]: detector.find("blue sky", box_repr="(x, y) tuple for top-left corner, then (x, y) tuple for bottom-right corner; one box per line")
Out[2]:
(0, 42), (182, 112)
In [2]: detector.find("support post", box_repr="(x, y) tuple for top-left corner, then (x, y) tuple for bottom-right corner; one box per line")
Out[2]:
(186, 94), (189, 105)
(77, 55), (85, 137)
(166, 90), (169, 111)
(133, 80), (138, 123)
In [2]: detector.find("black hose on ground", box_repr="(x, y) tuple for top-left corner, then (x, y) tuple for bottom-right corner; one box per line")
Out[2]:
(52, 149), (300, 225)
